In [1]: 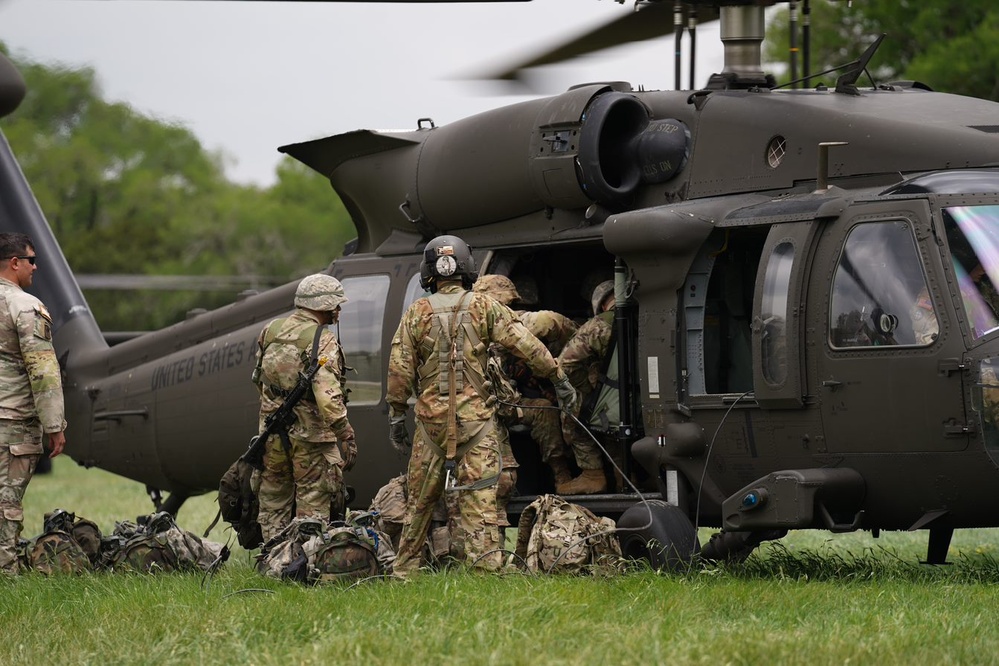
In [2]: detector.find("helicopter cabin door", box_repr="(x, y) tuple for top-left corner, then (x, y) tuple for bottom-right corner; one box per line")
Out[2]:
(807, 200), (967, 454)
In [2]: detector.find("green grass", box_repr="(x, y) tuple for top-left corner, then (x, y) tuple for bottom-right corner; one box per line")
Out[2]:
(5, 459), (999, 665)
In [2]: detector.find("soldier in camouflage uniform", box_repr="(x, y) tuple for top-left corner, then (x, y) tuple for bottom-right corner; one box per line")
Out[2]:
(0, 233), (67, 575)
(473, 274), (578, 494)
(387, 235), (578, 577)
(252, 274), (356, 542)
(556, 280), (617, 495)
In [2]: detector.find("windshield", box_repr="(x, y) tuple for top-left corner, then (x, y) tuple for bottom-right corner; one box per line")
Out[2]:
(942, 205), (999, 340)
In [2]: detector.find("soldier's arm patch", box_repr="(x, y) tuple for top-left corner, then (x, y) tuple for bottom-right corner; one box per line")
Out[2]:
(33, 305), (53, 341)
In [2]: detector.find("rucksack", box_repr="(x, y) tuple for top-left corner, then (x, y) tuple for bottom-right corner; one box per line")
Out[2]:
(20, 509), (100, 575)
(368, 474), (450, 565)
(514, 494), (623, 574)
(305, 526), (381, 584)
(256, 517), (324, 582)
(257, 514), (390, 584)
(108, 512), (228, 573)
(368, 474), (408, 549)
(211, 457), (263, 550)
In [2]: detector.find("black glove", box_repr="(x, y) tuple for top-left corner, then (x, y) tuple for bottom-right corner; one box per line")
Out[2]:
(341, 438), (357, 471)
(389, 416), (411, 454)
(553, 373), (578, 414)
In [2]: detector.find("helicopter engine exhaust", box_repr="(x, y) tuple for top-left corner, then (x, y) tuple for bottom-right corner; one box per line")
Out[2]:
(283, 86), (690, 245)
(415, 88), (690, 223)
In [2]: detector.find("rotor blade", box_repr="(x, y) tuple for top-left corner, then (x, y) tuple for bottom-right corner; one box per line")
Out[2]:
(479, 2), (718, 82)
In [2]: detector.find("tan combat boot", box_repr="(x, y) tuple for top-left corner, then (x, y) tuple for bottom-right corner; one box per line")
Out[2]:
(549, 456), (573, 488)
(556, 469), (607, 495)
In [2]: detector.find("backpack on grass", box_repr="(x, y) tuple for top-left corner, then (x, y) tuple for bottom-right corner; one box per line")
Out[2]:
(257, 513), (391, 584)
(210, 457), (263, 550)
(107, 512), (228, 573)
(19, 509), (100, 575)
(514, 494), (622, 574)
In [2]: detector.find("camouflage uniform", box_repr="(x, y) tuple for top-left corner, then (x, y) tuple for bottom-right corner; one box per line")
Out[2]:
(387, 281), (564, 576)
(253, 309), (354, 542)
(499, 311), (579, 489)
(472, 276), (579, 502)
(0, 276), (66, 574)
(558, 309), (616, 472)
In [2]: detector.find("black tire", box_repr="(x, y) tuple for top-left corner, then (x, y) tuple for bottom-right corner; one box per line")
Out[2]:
(616, 500), (700, 571)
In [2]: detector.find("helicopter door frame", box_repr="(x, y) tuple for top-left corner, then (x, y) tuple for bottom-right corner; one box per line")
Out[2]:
(810, 199), (968, 454)
(751, 220), (821, 409)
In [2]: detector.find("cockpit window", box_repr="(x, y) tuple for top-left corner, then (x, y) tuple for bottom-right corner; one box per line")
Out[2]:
(943, 205), (999, 340)
(830, 221), (936, 348)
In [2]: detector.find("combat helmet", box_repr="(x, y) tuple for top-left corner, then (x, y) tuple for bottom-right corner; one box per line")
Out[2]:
(295, 274), (349, 312)
(420, 234), (478, 292)
(473, 274), (521, 306)
(590, 280), (616, 315)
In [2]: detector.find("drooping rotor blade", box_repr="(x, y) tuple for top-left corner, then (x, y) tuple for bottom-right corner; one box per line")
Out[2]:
(481, 2), (718, 83)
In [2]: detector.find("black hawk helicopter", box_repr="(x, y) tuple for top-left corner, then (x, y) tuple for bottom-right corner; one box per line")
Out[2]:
(4, 0), (999, 566)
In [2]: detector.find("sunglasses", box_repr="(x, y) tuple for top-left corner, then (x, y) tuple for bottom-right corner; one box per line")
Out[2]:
(11, 255), (37, 265)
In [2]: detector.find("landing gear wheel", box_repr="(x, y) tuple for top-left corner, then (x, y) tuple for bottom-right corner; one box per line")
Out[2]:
(616, 499), (700, 571)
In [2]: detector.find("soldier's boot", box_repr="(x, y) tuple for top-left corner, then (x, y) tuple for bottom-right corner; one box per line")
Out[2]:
(549, 456), (573, 488)
(556, 469), (607, 495)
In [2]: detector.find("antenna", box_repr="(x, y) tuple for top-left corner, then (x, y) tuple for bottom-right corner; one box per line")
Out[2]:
(834, 33), (887, 95)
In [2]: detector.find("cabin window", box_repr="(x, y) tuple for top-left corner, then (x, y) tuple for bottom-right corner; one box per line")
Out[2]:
(942, 205), (999, 340)
(761, 241), (794, 384)
(337, 275), (390, 404)
(829, 221), (935, 348)
(685, 229), (763, 395)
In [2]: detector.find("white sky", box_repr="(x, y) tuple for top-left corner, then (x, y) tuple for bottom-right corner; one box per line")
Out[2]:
(0, 0), (728, 187)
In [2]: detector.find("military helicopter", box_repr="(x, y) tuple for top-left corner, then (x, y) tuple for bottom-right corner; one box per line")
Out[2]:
(5, 0), (999, 567)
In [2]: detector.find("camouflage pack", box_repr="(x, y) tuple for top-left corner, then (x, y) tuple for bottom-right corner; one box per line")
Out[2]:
(369, 475), (450, 564)
(369, 474), (408, 549)
(23, 531), (91, 575)
(256, 517), (324, 582)
(514, 494), (623, 574)
(107, 512), (227, 573)
(19, 509), (101, 575)
(304, 526), (380, 584)
(212, 457), (263, 550)
(257, 514), (392, 584)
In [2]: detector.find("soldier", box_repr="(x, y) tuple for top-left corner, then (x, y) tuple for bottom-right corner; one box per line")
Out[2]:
(387, 235), (577, 577)
(556, 279), (617, 495)
(0, 232), (67, 576)
(472, 274), (578, 491)
(251, 274), (356, 542)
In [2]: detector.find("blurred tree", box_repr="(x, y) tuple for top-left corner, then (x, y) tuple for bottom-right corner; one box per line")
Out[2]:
(764, 0), (999, 101)
(0, 46), (355, 330)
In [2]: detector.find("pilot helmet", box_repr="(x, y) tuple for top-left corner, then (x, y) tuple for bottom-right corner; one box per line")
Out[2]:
(420, 234), (478, 292)
(295, 274), (349, 312)
(591, 280), (616, 315)
(473, 274), (521, 306)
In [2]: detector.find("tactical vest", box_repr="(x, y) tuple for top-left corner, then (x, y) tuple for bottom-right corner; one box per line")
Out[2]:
(415, 291), (500, 472)
(417, 291), (489, 400)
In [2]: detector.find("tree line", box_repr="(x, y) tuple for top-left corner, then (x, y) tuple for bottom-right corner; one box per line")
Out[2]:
(764, 0), (999, 101)
(1, 45), (356, 332)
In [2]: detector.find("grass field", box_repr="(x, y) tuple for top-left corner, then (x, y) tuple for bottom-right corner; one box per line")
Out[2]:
(5, 458), (999, 665)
